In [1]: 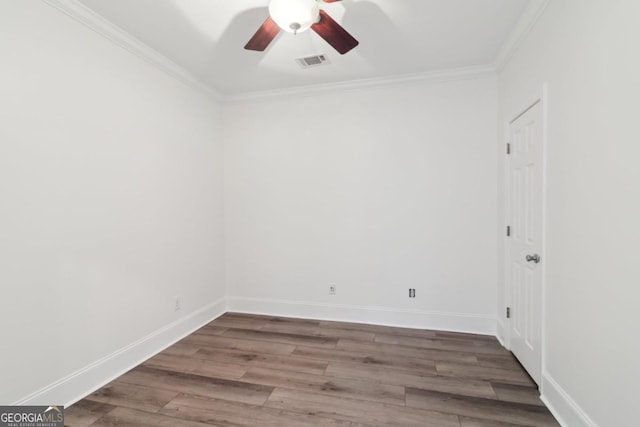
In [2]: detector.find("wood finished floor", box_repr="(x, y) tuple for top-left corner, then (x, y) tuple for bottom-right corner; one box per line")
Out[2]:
(65, 313), (559, 427)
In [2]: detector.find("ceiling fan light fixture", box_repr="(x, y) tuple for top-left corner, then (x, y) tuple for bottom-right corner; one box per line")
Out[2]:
(268, 0), (319, 34)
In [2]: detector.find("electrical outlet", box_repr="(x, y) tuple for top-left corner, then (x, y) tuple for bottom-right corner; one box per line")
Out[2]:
(409, 288), (416, 298)
(174, 296), (181, 311)
(329, 285), (336, 295)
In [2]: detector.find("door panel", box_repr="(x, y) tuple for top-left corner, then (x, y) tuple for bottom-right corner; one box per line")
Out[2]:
(508, 101), (543, 385)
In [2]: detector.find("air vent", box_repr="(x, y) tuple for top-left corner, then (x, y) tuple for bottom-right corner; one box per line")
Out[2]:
(296, 54), (330, 69)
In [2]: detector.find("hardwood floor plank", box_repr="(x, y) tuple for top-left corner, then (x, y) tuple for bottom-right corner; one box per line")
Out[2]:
(476, 354), (526, 372)
(117, 366), (274, 406)
(193, 347), (329, 375)
(260, 322), (323, 335)
(191, 325), (228, 336)
(241, 366), (405, 406)
(63, 399), (115, 427)
(406, 388), (559, 427)
(90, 407), (212, 427)
(292, 345), (365, 364)
(375, 333), (508, 356)
(314, 327), (376, 342)
(318, 320), (439, 339)
(459, 417), (526, 427)
(325, 362), (496, 399)
(436, 363), (536, 387)
(262, 324), (376, 342)
(143, 352), (248, 380)
(293, 344), (438, 374)
(491, 382), (544, 406)
(160, 393), (350, 426)
(181, 333), (296, 356)
(222, 327), (339, 349)
(337, 339), (477, 365)
(82, 381), (178, 413)
(265, 388), (461, 427)
(267, 316), (321, 326)
(261, 318), (376, 341)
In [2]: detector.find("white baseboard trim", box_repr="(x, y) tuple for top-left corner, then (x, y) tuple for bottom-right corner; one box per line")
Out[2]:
(495, 318), (507, 347)
(541, 372), (598, 427)
(13, 297), (226, 407)
(227, 296), (496, 335)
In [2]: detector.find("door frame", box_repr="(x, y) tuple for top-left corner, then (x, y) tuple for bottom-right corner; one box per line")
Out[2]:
(502, 83), (548, 387)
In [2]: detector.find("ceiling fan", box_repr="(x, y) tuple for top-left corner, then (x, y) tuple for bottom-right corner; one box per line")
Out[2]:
(244, 0), (359, 55)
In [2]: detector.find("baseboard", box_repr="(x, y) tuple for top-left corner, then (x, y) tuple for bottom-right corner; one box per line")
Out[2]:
(541, 372), (598, 427)
(13, 297), (226, 407)
(227, 296), (496, 335)
(495, 318), (507, 347)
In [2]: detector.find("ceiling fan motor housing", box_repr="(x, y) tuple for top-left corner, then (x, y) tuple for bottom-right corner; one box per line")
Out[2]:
(269, 0), (320, 34)
(245, 0), (358, 54)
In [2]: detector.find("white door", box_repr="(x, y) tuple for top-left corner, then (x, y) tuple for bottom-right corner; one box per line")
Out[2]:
(508, 101), (543, 385)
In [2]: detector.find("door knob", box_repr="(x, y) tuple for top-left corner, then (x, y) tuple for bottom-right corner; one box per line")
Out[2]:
(526, 254), (541, 263)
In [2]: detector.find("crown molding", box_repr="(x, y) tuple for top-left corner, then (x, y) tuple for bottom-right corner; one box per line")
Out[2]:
(493, 0), (552, 72)
(41, 0), (222, 101)
(223, 65), (496, 104)
(39, 0), (520, 104)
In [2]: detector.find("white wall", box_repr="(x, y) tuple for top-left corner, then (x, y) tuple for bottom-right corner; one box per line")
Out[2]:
(497, 1), (640, 426)
(0, 1), (224, 405)
(224, 75), (498, 333)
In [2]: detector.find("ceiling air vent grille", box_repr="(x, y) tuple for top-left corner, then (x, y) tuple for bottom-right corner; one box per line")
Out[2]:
(296, 54), (330, 69)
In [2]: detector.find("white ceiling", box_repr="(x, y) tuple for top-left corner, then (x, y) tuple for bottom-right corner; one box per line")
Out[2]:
(77, 0), (531, 95)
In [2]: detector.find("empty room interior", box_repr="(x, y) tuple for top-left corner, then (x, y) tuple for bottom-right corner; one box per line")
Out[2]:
(1, 0), (638, 426)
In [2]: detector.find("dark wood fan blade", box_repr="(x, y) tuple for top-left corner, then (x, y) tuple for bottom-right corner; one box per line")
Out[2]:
(244, 16), (280, 51)
(311, 10), (359, 54)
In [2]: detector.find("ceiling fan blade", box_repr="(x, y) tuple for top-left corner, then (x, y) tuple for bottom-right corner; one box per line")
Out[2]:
(244, 16), (280, 51)
(311, 10), (359, 55)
